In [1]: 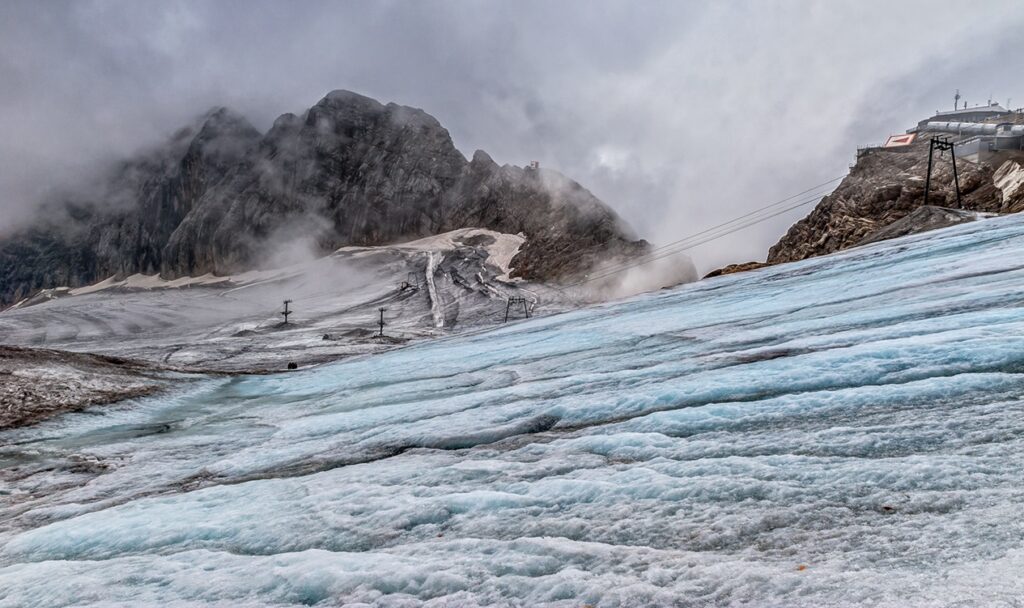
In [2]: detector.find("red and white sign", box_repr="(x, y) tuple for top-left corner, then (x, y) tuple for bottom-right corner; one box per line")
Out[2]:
(883, 133), (917, 148)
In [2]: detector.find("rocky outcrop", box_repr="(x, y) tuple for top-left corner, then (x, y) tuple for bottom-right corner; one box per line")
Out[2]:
(0, 90), (646, 307)
(993, 160), (1024, 211)
(450, 151), (648, 280)
(856, 206), (992, 246)
(0, 346), (167, 428)
(767, 138), (1012, 264)
(703, 261), (769, 279)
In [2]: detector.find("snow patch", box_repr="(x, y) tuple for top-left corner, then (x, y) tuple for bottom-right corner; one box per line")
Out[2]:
(425, 251), (444, 329)
(335, 228), (526, 281)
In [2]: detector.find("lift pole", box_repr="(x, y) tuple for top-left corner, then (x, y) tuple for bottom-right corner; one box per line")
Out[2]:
(378, 307), (386, 337)
(504, 297), (531, 322)
(924, 141), (934, 207)
(281, 300), (293, 324)
(950, 143), (962, 208)
(923, 137), (962, 208)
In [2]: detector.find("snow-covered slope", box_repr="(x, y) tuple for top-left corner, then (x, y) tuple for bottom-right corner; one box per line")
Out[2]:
(0, 229), (574, 371)
(4, 214), (1024, 606)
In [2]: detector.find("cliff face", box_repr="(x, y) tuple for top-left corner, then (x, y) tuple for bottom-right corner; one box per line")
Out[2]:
(0, 91), (645, 306)
(766, 138), (1020, 264)
(0, 108), (262, 307)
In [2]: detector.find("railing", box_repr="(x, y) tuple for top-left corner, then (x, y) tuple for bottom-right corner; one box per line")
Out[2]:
(856, 144), (884, 159)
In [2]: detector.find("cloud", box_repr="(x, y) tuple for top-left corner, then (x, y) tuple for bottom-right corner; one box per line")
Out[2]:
(2, 0), (1023, 271)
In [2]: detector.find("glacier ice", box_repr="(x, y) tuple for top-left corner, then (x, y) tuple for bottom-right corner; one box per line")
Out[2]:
(4, 215), (1024, 606)
(0, 228), (575, 372)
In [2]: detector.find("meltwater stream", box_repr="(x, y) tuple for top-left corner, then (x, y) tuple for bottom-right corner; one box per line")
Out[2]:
(3, 215), (1024, 606)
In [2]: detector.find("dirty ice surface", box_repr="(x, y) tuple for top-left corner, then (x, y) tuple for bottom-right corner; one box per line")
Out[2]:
(4, 215), (1024, 607)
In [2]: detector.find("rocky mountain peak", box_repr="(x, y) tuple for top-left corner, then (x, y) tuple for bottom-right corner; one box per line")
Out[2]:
(186, 107), (261, 164)
(317, 89), (386, 112)
(194, 107), (258, 140)
(0, 90), (648, 307)
(306, 90), (385, 133)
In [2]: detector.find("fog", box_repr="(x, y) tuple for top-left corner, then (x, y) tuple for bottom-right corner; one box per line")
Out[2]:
(3, 0), (1024, 273)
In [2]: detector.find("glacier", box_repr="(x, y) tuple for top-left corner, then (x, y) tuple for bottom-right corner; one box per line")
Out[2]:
(0, 228), (577, 373)
(4, 214), (1024, 606)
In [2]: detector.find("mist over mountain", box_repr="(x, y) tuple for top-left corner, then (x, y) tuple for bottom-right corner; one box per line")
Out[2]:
(0, 90), (647, 307)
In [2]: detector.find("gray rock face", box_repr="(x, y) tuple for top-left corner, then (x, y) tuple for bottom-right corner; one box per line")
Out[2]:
(0, 107), (261, 306)
(0, 90), (646, 307)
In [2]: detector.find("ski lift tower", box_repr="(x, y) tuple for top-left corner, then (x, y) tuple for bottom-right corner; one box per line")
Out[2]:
(504, 297), (531, 322)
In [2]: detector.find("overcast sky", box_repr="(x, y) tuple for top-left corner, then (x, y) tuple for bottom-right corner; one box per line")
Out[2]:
(3, 0), (1024, 272)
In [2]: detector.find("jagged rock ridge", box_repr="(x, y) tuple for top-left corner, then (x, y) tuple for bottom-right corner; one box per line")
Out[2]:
(0, 90), (646, 306)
